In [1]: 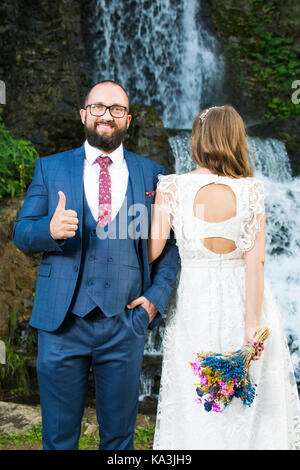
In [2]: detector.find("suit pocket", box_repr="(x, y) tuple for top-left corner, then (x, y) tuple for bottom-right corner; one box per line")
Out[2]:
(124, 265), (140, 271)
(131, 306), (149, 336)
(37, 263), (51, 277)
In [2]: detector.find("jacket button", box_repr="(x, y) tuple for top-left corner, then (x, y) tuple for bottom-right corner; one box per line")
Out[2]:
(105, 282), (110, 288)
(107, 257), (113, 262)
(73, 265), (79, 272)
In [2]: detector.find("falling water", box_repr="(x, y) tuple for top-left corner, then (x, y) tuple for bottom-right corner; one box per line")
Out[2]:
(85, 0), (224, 128)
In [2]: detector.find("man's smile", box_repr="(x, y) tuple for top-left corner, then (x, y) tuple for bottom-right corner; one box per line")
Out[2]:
(95, 121), (116, 131)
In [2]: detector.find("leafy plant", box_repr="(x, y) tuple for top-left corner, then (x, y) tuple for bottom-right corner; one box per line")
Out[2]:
(211, 0), (300, 120)
(0, 423), (43, 449)
(133, 416), (155, 449)
(0, 108), (38, 199)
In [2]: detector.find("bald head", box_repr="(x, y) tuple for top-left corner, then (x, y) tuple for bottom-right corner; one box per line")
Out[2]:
(84, 80), (130, 110)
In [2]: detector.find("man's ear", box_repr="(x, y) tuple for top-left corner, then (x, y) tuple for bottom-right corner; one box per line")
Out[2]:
(79, 108), (86, 125)
(126, 114), (132, 129)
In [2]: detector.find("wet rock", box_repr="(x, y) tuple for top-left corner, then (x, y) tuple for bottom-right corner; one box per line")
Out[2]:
(0, 401), (41, 435)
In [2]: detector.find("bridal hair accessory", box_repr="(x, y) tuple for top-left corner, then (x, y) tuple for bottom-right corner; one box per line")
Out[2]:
(190, 326), (270, 412)
(199, 106), (224, 123)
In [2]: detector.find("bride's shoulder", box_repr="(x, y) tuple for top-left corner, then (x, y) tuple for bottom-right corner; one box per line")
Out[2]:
(157, 173), (178, 190)
(239, 176), (265, 192)
(235, 177), (265, 213)
(158, 173), (177, 183)
(241, 175), (263, 183)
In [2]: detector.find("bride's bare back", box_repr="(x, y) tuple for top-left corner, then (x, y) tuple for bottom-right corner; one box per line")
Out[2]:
(193, 182), (237, 254)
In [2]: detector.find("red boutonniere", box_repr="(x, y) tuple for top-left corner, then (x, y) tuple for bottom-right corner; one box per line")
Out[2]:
(145, 190), (156, 197)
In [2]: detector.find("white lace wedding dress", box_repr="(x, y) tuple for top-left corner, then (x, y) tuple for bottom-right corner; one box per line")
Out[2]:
(153, 173), (300, 450)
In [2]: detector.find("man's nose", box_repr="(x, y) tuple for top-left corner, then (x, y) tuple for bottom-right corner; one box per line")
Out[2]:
(102, 107), (113, 119)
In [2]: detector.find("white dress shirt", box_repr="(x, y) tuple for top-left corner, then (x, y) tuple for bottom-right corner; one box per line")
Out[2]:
(83, 140), (129, 222)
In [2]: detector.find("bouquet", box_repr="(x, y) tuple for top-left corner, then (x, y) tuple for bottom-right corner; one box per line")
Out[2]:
(190, 326), (270, 413)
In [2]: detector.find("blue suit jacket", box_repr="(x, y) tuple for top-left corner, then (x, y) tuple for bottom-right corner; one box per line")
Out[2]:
(12, 145), (179, 331)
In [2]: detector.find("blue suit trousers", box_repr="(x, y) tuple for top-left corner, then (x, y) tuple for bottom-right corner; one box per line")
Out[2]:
(36, 306), (149, 450)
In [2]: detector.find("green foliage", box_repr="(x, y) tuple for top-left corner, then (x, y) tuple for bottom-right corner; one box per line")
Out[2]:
(0, 423), (43, 448)
(0, 109), (38, 199)
(213, 0), (300, 120)
(133, 417), (155, 449)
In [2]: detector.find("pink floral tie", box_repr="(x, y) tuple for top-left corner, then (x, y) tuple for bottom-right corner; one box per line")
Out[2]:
(96, 155), (112, 226)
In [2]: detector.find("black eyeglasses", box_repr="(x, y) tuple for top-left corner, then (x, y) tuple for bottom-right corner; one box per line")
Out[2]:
(85, 103), (128, 118)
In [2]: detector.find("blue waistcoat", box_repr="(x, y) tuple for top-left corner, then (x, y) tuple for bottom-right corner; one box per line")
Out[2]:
(70, 179), (142, 317)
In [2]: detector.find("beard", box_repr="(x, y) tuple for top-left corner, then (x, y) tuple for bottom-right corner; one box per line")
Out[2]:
(84, 119), (128, 153)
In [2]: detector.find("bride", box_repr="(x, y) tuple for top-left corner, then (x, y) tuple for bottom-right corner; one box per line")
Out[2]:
(149, 105), (300, 450)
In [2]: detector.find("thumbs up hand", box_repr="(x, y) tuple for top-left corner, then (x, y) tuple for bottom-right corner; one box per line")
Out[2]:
(49, 191), (79, 240)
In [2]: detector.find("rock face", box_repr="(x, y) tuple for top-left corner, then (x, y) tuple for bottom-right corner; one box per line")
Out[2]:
(124, 105), (174, 172)
(0, 0), (90, 156)
(0, 196), (41, 341)
(0, 401), (41, 435)
(0, 0), (173, 170)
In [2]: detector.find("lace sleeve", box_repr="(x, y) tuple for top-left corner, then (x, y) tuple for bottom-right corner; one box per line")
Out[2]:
(157, 173), (178, 227)
(238, 178), (265, 252)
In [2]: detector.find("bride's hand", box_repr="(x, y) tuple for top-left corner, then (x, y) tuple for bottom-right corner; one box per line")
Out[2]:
(243, 326), (264, 361)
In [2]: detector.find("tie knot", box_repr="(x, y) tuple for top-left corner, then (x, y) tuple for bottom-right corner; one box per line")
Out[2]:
(96, 155), (111, 170)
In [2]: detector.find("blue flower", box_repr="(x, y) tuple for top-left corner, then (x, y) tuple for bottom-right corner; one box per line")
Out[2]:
(204, 401), (212, 412)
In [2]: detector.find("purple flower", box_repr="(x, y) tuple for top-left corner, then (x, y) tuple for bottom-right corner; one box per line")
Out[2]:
(212, 402), (223, 413)
(191, 361), (202, 376)
(199, 373), (208, 385)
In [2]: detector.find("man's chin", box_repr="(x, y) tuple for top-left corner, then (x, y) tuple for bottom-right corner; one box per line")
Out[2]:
(85, 125), (127, 153)
(85, 134), (120, 153)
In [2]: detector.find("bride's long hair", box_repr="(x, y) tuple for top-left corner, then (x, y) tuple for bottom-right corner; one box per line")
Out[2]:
(191, 105), (254, 178)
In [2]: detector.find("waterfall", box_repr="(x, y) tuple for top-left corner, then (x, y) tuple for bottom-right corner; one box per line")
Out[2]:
(87, 0), (224, 129)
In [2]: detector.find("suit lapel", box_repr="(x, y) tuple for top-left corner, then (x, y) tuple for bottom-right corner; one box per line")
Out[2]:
(68, 145), (85, 235)
(124, 149), (150, 285)
(124, 149), (146, 208)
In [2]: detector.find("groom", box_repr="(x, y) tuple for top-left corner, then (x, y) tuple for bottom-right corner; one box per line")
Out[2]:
(12, 80), (179, 450)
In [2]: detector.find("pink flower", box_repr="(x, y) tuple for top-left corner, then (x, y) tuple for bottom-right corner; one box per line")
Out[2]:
(199, 373), (208, 385)
(221, 384), (234, 396)
(218, 379), (236, 396)
(191, 361), (202, 376)
(212, 402), (223, 413)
